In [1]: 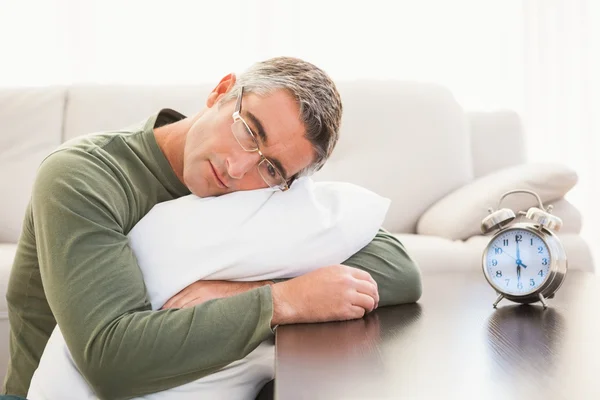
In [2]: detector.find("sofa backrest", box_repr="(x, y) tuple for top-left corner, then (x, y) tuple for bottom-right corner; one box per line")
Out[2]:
(0, 81), (527, 242)
(0, 87), (66, 243)
(467, 110), (527, 179)
(312, 81), (473, 233)
(63, 85), (209, 141)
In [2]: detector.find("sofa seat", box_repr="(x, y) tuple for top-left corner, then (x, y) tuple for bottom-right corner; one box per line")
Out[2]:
(394, 233), (594, 274)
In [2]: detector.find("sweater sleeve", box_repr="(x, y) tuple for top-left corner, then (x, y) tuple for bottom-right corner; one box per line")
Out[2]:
(341, 228), (423, 306)
(31, 149), (274, 400)
(271, 229), (422, 306)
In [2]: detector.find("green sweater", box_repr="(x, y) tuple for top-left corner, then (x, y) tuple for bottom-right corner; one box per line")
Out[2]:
(3, 109), (422, 399)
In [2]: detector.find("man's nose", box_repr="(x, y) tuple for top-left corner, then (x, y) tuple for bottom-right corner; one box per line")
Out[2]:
(227, 150), (261, 180)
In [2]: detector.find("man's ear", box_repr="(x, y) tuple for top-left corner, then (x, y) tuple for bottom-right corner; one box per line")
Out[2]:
(206, 73), (237, 108)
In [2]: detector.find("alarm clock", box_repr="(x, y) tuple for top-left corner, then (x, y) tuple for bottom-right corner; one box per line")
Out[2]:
(481, 189), (567, 309)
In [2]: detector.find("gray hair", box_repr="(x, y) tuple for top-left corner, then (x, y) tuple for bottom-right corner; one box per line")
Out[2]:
(217, 56), (343, 180)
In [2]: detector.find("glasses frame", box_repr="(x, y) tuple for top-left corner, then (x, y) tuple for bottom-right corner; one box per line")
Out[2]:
(231, 86), (289, 191)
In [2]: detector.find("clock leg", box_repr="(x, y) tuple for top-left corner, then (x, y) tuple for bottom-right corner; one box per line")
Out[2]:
(493, 294), (504, 308)
(538, 293), (549, 309)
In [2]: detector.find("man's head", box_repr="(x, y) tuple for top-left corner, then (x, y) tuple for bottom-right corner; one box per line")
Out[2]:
(182, 56), (343, 197)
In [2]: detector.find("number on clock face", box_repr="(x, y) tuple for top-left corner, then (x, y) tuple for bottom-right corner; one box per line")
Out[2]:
(485, 229), (551, 295)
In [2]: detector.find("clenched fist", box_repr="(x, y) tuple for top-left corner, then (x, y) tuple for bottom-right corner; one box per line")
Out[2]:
(271, 265), (379, 325)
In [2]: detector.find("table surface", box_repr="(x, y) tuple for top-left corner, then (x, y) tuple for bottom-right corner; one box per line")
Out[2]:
(274, 271), (600, 400)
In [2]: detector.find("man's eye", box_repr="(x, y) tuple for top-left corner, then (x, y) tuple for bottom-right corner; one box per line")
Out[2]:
(267, 163), (277, 178)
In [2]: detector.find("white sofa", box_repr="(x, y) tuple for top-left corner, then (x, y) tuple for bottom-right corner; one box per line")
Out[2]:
(0, 81), (594, 381)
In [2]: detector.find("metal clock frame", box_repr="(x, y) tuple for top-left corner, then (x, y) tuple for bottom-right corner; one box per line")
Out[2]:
(482, 223), (567, 308)
(481, 189), (568, 309)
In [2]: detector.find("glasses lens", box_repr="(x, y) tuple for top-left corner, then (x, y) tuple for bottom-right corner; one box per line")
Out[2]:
(258, 159), (286, 189)
(232, 119), (257, 151)
(232, 117), (288, 191)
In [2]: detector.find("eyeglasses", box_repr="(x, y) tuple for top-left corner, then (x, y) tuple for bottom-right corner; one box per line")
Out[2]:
(231, 86), (289, 191)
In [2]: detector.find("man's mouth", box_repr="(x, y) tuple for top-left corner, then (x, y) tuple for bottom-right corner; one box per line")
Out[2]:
(209, 162), (228, 189)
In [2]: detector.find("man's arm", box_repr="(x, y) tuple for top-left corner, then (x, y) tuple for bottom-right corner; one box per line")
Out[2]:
(31, 149), (380, 399)
(167, 230), (422, 314)
(342, 228), (422, 306)
(31, 150), (275, 399)
(268, 229), (422, 325)
(265, 229), (421, 307)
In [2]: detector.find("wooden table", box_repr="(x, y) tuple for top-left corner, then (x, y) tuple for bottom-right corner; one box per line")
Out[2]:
(274, 271), (600, 400)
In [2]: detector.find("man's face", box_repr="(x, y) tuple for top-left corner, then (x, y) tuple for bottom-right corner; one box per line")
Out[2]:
(182, 88), (315, 198)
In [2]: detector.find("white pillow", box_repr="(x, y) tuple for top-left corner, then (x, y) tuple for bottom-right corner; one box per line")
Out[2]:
(132, 177), (391, 310)
(28, 177), (390, 400)
(416, 163), (578, 241)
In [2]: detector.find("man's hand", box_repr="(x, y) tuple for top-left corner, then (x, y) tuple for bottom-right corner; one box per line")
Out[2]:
(161, 280), (273, 310)
(271, 265), (379, 326)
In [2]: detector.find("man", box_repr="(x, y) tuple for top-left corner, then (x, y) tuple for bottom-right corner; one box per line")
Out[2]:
(3, 56), (422, 399)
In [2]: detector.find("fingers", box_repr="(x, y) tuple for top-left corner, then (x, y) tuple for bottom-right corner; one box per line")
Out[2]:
(161, 295), (182, 310)
(351, 292), (376, 314)
(161, 291), (183, 309)
(348, 267), (372, 282)
(370, 278), (379, 308)
(349, 305), (367, 319)
(342, 266), (379, 310)
(161, 288), (194, 310)
(179, 298), (203, 309)
(348, 268), (378, 294)
(353, 276), (379, 309)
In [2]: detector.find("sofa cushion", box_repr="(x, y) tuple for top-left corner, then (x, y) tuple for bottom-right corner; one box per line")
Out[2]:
(417, 163), (579, 240)
(314, 81), (473, 234)
(395, 232), (594, 274)
(0, 88), (66, 243)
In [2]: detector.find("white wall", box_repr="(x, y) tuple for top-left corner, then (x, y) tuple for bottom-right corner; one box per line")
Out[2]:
(0, 0), (524, 110)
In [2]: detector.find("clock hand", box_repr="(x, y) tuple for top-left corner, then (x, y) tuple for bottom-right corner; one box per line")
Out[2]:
(493, 246), (517, 262)
(515, 240), (528, 270)
(517, 264), (521, 282)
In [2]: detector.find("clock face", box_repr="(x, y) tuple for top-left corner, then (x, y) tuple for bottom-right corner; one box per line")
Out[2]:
(484, 228), (552, 296)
